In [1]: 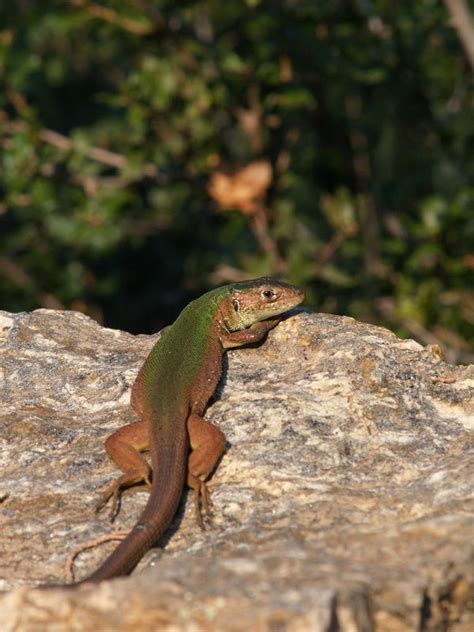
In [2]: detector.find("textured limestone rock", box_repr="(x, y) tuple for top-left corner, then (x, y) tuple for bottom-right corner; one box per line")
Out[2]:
(0, 308), (472, 631)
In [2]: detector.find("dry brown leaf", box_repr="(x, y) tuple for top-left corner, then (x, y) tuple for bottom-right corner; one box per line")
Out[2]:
(208, 160), (272, 215)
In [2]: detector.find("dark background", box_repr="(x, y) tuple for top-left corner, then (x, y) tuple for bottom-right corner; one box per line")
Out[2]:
(1, 1), (473, 363)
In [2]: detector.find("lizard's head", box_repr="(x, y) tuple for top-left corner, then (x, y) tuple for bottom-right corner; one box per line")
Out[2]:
(227, 277), (304, 330)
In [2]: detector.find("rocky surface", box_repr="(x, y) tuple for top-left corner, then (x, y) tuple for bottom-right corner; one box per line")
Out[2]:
(0, 307), (473, 631)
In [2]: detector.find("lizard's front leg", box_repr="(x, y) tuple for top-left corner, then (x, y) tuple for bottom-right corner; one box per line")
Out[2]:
(96, 419), (151, 521)
(187, 413), (226, 528)
(221, 317), (282, 348)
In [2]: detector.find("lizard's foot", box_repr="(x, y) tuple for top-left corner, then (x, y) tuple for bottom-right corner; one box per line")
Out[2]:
(94, 481), (122, 522)
(188, 475), (212, 529)
(95, 469), (152, 522)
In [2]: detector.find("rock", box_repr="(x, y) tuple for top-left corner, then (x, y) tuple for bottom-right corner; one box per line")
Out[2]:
(0, 308), (472, 631)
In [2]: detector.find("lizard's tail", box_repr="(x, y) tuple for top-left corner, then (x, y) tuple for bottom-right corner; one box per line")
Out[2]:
(78, 444), (187, 583)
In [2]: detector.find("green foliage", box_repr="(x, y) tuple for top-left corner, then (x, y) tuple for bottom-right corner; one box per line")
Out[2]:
(0, 1), (472, 362)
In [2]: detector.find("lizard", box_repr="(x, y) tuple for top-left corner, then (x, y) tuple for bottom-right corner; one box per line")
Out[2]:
(71, 277), (304, 584)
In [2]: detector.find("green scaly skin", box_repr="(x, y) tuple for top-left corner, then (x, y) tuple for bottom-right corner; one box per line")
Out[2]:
(78, 278), (304, 583)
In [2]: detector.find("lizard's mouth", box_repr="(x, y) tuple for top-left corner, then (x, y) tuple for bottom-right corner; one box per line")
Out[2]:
(253, 290), (305, 323)
(230, 279), (304, 328)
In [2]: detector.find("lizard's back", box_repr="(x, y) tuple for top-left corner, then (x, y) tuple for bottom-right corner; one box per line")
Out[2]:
(132, 285), (227, 428)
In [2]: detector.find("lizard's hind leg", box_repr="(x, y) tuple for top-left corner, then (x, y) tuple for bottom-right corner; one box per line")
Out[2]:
(95, 419), (151, 521)
(187, 413), (226, 528)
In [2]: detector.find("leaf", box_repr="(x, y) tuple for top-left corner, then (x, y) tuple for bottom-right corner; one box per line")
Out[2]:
(208, 161), (272, 215)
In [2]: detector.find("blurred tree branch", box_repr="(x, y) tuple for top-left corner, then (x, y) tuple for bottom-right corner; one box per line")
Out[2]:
(1, 113), (168, 182)
(345, 94), (384, 279)
(443, 0), (474, 70)
(70, 0), (155, 35)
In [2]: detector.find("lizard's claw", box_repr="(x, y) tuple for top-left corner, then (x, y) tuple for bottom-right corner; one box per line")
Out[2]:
(94, 483), (122, 522)
(191, 478), (212, 530)
(201, 481), (212, 514)
(95, 467), (152, 522)
(65, 531), (129, 583)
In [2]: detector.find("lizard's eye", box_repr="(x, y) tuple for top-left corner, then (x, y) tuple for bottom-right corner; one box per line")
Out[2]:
(262, 289), (276, 301)
(232, 299), (240, 312)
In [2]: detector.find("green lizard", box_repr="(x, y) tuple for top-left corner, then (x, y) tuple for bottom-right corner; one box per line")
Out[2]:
(76, 278), (304, 583)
